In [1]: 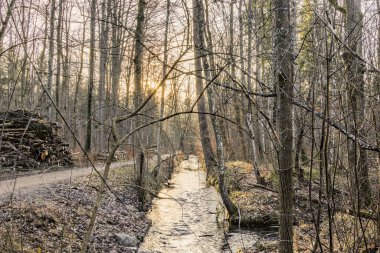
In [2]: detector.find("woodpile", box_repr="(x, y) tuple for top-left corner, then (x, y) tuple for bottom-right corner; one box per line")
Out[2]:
(0, 110), (73, 170)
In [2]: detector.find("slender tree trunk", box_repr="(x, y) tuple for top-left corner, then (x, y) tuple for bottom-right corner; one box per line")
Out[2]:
(246, 0), (264, 184)
(203, 0), (227, 168)
(274, 0), (294, 251)
(81, 2), (97, 247)
(55, 0), (63, 122)
(193, 0), (237, 216)
(73, 20), (85, 149)
(192, 1), (216, 175)
(345, 0), (372, 207)
(20, 0), (29, 108)
(253, 0), (264, 163)
(84, 0), (96, 153)
(98, 0), (110, 153)
(294, 118), (305, 183)
(0, 0), (16, 43)
(111, 0), (122, 119)
(238, 0), (249, 161)
(157, 0), (170, 171)
(46, 0), (56, 118)
(62, 2), (71, 141)
(229, 0), (246, 161)
(37, 4), (49, 98)
(133, 0), (146, 202)
(376, 0), (380, 246)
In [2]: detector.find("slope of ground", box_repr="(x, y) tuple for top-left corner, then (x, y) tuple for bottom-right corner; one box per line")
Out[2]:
(0, 156), (177, 252)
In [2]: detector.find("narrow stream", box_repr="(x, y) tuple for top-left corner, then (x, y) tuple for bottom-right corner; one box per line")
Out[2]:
(138, 155), (270, 253)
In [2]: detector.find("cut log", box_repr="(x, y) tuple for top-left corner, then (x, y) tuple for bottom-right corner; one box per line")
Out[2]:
(0, 110), (73, 170)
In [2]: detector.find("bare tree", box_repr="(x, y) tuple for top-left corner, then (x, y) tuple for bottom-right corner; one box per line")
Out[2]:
(46, 0), (56, 118)
(191, 0), (216, 175)
(274, 0), (294, 251)
(193, 0), (237, 216)
(157, 0), (170, 171)
(84, 0), (96, 153)
(97, 0), (110, 152)
(345, 0), (372, 207)
(246, 0), (264, 184)
(0, 0), (16, 43)
(133, 0), (146, 201)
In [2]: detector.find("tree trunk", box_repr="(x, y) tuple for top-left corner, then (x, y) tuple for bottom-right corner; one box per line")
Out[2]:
(55, 0), (63, 122)
(229, 0), (247, 161)
(294, 119), (305, 183)
(345, 0), (372, 207)
(84, 0), (96, 153)
(274, 0), (294, 251)
(0, 0), (16, 43)
(191, 1), (216, 175)
(238, 0), (248, 160)
(375, 0), (380, 246)
(157, 0), (170, 171)
(111, 0), (122, 119)
(98, 0), (110, 153)
(133, 0), (146, 202)
(192, 0), (237, 216)
(46, 0), (56, 118)
(73, 19), (85, 149)
(246, 0), (264, 184)
(62, 1), (71, 141)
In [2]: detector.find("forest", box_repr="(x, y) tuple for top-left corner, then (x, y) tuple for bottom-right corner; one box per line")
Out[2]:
(0, 0), (380, 252)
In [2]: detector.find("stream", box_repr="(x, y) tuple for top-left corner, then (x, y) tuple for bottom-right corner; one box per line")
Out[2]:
(138, 155), (275, 253)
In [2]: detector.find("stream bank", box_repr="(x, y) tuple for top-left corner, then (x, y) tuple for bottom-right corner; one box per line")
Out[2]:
(138, 155), (276, 253)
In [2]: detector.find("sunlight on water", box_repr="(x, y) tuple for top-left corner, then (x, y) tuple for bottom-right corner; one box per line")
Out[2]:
(138, 156), (262, 253)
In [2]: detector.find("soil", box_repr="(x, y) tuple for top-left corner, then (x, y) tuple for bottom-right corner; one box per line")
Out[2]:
(0, 156), (177, 253)
(223, 161), (379, 253)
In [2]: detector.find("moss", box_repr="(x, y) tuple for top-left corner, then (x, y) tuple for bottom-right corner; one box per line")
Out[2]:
(267, 172), (280, 189)
(303, 167), (320, 181)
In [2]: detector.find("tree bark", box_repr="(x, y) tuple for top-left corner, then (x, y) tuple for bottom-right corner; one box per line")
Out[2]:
(73, 19), (85, 149)
(84, 0), (96, 153)
(246, 0), (264, 184)
(157, 0), (170, 171)
(274, 0), (294, 251)
(191, 0), (216, 175)
(111, 0), (122, 119)
(55, 0), (63, 122)
(133, 0), (146, 202)
(98, 0), (110, 153)
(0, 0), (16, 43)
(376, 0), (380, 246)
(229, 0), (247, 161)
(345, 0), (372, 207)
(192, 0), (237, 216)
(46, 0), (56, 118)
(238, 0), (248, 162)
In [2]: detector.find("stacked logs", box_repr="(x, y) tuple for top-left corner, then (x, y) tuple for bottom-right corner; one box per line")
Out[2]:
(0, 110), (73, 170)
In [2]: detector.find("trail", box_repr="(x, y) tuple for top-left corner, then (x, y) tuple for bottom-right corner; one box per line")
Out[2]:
(0, 160), (133, 196)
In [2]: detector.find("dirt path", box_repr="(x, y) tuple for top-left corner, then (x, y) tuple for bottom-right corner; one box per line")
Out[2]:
(0, 160), (133, 197)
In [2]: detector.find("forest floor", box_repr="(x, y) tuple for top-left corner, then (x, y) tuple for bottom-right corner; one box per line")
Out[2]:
(0, 156), (177, 253)
(223, 161), (379, 253)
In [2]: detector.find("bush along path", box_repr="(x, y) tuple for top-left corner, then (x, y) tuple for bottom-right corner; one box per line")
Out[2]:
(0, 155), (180, 253)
